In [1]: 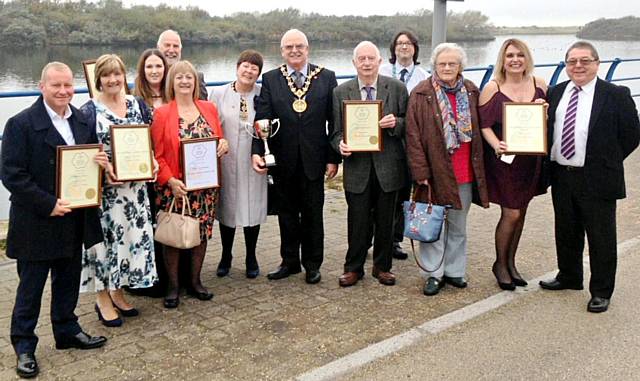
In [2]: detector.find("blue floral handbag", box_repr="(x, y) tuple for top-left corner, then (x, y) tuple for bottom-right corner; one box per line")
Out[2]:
(403, 186), (449, 243)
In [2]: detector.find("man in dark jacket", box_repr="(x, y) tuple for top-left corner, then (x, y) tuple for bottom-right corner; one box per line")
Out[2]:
(1, 62), (107, 378)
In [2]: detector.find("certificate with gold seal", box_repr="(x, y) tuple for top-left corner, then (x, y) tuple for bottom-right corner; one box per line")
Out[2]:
(181, 137), (221, 191)
(343, 100), (383, 152)
(503, 102), (547, 155)
(110, 124), (154, 181)
(56, 144), (103, 209)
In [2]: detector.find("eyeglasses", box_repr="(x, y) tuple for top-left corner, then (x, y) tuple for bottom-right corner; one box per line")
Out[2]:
(282, 44), (307, 51)
(436, 62), (460, 68)
(565, 58), (598, 66)
(396, 41), (413, 47)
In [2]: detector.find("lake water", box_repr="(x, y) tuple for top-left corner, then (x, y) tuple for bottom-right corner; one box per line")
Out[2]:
(0, 34), (639, 218)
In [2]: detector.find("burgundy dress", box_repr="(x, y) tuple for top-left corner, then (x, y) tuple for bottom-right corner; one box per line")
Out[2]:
(479, 81), (546, 209)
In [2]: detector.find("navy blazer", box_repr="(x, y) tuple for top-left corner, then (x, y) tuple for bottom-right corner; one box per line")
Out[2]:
(1, 96), (103, 261)
(253, 64), (341, 181)
(546, 78), (640, 200)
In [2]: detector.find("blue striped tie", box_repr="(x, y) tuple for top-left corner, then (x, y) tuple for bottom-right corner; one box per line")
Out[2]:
(560, 86), (581, 159)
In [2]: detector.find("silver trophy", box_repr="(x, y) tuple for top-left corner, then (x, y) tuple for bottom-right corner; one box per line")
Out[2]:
(250, 118), (280, 167)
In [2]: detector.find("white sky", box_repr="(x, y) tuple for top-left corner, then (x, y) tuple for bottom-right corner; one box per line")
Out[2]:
(124, 0), (640, 27)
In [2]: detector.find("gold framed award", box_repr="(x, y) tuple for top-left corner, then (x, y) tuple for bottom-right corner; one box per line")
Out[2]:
(82, 60), (100, 99)
(110, 124), (154, 182)
(503, 102), (548, 155)
(56, 144), (103, 209)
(180, 137), (221, 191)
(343, 100), (383, 152)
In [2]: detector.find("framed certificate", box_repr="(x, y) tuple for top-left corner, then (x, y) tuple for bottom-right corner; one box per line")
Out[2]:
(82, 60), (100, 99)
(110, 124), (154, 181)
(56, 144), (103, 209)
(181, 137), (220, 191)
(343, 100), (383, 152)
(503, 102), (547, 155)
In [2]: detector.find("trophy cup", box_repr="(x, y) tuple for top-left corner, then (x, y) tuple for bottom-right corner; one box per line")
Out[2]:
(251, 118), (280, 167)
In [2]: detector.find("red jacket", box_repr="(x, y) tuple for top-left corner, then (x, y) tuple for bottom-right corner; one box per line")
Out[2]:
(151, 99), (223, 185)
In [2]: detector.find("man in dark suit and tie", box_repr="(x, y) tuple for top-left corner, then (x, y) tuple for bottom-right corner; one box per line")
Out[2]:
(539, 41), (640, 313)
(252, 29), (340, 284)
(331, 41), (409, 287)
(2, 62), (108, 378)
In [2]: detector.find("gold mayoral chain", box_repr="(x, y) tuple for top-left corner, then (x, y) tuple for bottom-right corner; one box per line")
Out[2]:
(280, 65), (324, 113)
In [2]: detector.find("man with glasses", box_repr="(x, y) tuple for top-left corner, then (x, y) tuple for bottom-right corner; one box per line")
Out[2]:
(540, 41), (640, 313)
(331, 41), (408, 287)
(252, 29), (340, 284)
(379, 30), (429, 261)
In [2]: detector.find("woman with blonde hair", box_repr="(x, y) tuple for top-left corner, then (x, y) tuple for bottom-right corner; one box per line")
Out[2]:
(80, 54), (157, 326)
(152, 60), (229, 308)
(479, 38), (548, 290)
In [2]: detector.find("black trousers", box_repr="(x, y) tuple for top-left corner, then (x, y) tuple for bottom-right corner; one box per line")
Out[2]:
(11, 251), (83, 354)
(345, 171), (398, 273)
(551, 164), (617, 298)
(274, 162), (325, 272)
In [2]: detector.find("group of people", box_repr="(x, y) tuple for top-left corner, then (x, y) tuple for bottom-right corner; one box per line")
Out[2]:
(2, 26), (639, 378)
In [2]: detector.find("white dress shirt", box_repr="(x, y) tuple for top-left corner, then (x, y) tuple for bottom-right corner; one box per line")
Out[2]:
(551, 77), (597, 167)
(43, 101), (75, 145)
(379, 62), (429, 93)
(357, 77), (377, 101)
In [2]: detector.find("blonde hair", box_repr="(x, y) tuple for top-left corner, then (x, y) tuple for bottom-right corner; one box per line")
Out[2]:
(165, 60), (200, 102)
(94, 54), (131, 94)
(493, 39), (535, 84)
(40, 62), (71, 83)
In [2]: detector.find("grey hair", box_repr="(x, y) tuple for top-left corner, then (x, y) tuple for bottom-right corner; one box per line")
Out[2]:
(40, 62), (71, 83)
(352, 41), (381, 61)
(280, 29), (309, 48)
(430, 42), (468, 72)
(157, 29), (182, 49)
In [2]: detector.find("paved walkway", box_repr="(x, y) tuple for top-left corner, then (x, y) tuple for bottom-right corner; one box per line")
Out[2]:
(0, 150), (639, 380)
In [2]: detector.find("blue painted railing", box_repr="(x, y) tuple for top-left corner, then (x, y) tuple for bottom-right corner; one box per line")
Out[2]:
(2, 58), (639, 100)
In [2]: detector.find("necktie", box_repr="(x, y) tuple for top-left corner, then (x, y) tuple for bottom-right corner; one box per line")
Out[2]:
(399, 68), (408, 83)
(364, 86), (374, 101)
(293, 71), (304, 88)
(560, 86), (581, 160)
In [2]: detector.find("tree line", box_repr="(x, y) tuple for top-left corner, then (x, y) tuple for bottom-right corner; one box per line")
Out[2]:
(0, 0), (495, 47)
(577, 16), (640, 41)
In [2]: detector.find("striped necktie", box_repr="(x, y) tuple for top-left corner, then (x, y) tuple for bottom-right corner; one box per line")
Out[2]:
(560, 86), (581, 159)
(364, 86), (374, 101)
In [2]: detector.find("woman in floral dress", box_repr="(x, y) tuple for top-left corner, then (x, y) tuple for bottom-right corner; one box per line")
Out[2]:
(80, 54), (157, 327)
(151, 60), (229, 308)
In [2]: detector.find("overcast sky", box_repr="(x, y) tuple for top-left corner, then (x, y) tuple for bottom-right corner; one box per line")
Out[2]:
(123, 0), (639, 27)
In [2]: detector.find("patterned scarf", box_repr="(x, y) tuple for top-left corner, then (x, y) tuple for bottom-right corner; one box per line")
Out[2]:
(432, 73), (473, 153)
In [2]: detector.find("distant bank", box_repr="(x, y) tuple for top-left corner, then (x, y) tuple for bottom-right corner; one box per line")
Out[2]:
(494, 26), (580, 36)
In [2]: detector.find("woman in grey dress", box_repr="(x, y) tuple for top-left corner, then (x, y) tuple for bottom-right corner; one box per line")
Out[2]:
(210, 50), (267, 278)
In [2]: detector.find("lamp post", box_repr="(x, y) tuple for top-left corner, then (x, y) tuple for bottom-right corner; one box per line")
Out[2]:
(432, 0), (464, 51)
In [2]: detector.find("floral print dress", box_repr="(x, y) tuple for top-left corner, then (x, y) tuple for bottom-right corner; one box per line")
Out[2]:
(156, 114), (219, 241)
(81, 95), (157, 292)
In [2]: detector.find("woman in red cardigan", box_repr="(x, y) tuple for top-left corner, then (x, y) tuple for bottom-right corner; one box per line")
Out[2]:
(151, 60), (228, 308)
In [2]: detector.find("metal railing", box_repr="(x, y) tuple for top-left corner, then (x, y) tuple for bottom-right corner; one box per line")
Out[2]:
(2, 57), (639, 101)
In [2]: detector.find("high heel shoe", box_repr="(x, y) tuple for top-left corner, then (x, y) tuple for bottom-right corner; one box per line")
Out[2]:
(113, 304), (139, 317)
(94, 304), (123, 327)
(509, 269), (528, 287)
(492, 264), (516, 291)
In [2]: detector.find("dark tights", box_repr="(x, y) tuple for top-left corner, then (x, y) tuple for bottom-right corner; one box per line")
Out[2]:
(218, 224), (260, 270)
(493, 206), (527, 283)
(164, 241), (209, 299)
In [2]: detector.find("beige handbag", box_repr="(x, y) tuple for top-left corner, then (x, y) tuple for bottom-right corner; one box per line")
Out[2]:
(155, 196), (201, 249)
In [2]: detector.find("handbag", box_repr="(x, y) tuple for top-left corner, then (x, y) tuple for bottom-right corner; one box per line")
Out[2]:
(155, 196), (201, 249)
(403, 185), (450, 273)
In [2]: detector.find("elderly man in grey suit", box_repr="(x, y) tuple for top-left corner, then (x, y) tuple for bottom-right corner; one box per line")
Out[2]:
(331, 41), (409, 287)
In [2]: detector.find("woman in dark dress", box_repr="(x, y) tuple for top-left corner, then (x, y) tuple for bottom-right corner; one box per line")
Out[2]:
(479, 38), (547, 290)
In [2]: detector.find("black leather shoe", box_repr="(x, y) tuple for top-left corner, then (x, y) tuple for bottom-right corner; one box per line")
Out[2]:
(267, 265), (301, 280)
(246, 267), (260, 279)
(216, 266), (230, 277)
(55, 331), (107, 350)
(423, 277), (445, 296)
(587, 296), (610, 313)
(16, 353), (38, 379)
(163, 297), (179, 309)
(539, 278), (583, 291)
(392, 242), (408, 260)
(443, 276), (467, 288)
(186, 288), (214, 301)
(305, 270), (322, 284)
